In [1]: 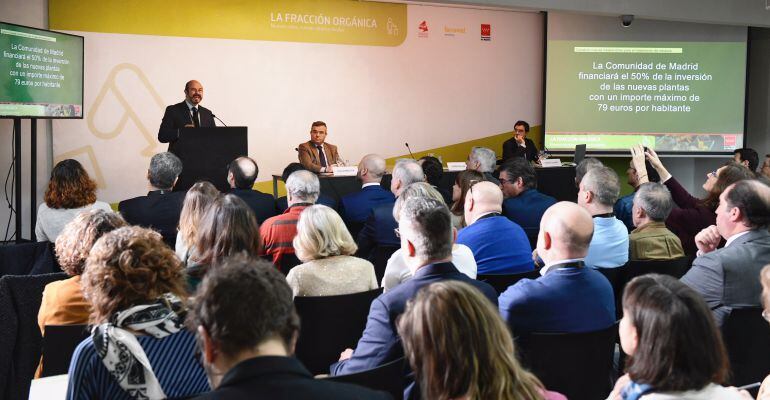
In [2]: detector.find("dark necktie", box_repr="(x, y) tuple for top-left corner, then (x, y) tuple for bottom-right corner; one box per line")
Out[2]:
(316, 145), (327, 167)
(191, 107), (200, 128)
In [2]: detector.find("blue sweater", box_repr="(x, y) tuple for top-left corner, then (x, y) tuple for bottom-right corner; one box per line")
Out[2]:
(456, 215), (534, 275)
(502, 189), (557, 234)
(614, 193), (635, 232)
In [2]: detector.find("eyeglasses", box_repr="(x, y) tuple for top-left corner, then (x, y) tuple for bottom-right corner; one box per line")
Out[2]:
(393, 228), (400, 238)
(707, 170), (718, 178)
(468, 179), (481, 194)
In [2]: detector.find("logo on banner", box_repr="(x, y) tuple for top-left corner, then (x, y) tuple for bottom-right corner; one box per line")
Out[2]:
(723, 134), (737, 149)
(418, 20), (429, 38)
(481, 24), (491, 41)
(444, 26), (466, 37)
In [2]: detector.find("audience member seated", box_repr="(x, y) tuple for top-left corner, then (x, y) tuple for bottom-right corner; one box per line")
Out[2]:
(188, 256), (390, 400)
(276, 163), (337, 211)
(176, 181), (220, 263)
(331, 196), (497, 398)
(734, 147), (760, 173)
(608, 274), (742, 400)
(188, 194), (261, 290)
(615, 158), (661, 231)
(67, 226), (208, 399)
(339, 154), (395, 236)
(227, 156), (278, 224)
(356, 159), (424, 258)
(499, 158), (557, 238)
(382, 183), (477, 292)
(629, 182), (685, 261)
(418, 155), (453, 205)
(457, 181), (534, 275)
(118, 152), (186, 248)
(578, 165), (629, 268)
(680, 180), (770, 325)
(499, 202), (616, 335)
(466, 146), (500, 185)
(633, 145), (754, 256)
(35, 159), (111, 242)
(260, 170), (318, 266)
(450, 169), (484, 229)
(398, 281), (566, 400)
(574, 157), (603, 188)
(287, 205), (377, 297)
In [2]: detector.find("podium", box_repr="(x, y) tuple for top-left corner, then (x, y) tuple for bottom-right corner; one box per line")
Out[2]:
(171, 127), (248, 192)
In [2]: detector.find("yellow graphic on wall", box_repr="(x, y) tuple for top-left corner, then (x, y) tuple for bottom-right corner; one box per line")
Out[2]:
(49, 0), (407, 47)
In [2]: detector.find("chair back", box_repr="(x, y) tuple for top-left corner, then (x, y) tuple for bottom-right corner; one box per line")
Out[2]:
(626, 257), (690, 281)
(294, 288), (383, 375)
(0, 241), (60, 278)
(477, 270), (541, 295)
(0, 272), (68, 400)
(325, 357), (405, 400)
(279, 253), (302, 275)
(516, 324), (617, 400)
(595, 264), (628, 319)
(370, 246), (399, 283)
(722, 307), (770, 386)
(41, 324), (90, 377)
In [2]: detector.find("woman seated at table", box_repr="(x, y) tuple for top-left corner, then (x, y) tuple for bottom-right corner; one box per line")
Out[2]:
(286, 204), (377, 297)
(67, 226), (208, 399)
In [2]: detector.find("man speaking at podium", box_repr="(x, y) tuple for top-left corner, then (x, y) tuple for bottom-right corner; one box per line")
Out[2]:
(297, 121), (341, 173)
(157, 80), (216, 152)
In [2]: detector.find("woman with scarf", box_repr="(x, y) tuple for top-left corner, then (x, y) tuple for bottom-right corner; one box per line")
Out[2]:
(66, 226), (209, 400)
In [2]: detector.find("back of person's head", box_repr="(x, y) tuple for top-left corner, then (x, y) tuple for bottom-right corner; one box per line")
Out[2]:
(703, 162), (756, 209)
(44, 159), (97, 209)
(194, 194), (261, 268)
(451, 169), (484, 215)
(359, 154), (387, 181)
(55, 209), (127, 276)
(83, 226), (186, 324)
(393, 159), (425, 189)
(581, 165), (620, 206)
(539, 202), (594, 259)
(393, 182), (447, 220)
(575, 157), (603, 187)
(465, 181), (504, 219)
(228, 157), (259, 189)
(188, 256), (299, 374)
(469, 147), (497, 173)
(399, 196), (452, 261)
(633, 182), (674, 222)
(734, 148), (759, 172)
(148, 152), (183, 190)
(419, 156), (444, 186)
(621, 274), (729, 392)
(285, 170), (320, 203)
(293, 205), (356, 262)
(281, 162), (306, 183)
(398, 280), (545, 400)
(179, 181), (221, 248)
(723, 179), (770, 229)
(500, 158), (537, 190)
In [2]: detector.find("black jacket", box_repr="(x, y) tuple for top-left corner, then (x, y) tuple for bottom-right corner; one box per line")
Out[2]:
(229, 188), (279, 225)
(502, 137), (538, 162)
(118, 190), (186, 248)
(158, 101), (216, 152)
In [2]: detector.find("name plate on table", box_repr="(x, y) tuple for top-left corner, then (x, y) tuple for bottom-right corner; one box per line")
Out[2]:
(333, 166), (358, 176)
(446, 162), (467, 171)
(540, 158), (562, 168)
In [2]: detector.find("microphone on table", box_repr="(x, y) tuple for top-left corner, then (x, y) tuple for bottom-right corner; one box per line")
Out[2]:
(212, 114), (228, 127)
(405, 142), (416, 160)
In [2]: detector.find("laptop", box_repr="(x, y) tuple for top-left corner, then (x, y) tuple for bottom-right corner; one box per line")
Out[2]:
(573, 144), (587, 165)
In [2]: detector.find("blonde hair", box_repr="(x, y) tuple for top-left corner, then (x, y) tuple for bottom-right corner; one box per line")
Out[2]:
(397, 281), (545, 400)
(178, 181), (220, 249)
(293, 205), (357, 262)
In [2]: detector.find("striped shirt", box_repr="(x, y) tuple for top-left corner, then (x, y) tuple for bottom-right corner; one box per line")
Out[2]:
(259, 204), (310, 265)
(66, 329), (209, 400)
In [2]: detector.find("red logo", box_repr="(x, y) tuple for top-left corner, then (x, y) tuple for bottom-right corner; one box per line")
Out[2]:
(723, 135), (737, 148)
(481, 24), (491, 41)
(418, 21), (428, 32)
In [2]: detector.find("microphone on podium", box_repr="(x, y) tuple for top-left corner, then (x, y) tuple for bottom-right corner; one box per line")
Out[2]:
(212, 114), (228, 127)
(405, 143), (416, 160)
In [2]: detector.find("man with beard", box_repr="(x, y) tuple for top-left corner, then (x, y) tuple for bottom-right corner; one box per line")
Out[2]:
(158, 80), (216, 152)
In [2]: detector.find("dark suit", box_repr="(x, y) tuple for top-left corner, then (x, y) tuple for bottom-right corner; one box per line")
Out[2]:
(330, 262), (497, 398)
(230, 188), (279, 225)
(502, 137), (538, 162)
(502, 188), (557, 238)
(118, 190), (186, 248)
(298, 141), (340, 173)
(158, 101), (215, 152)
(356, 202), (398, 259)
(194, 356), (390, 400)
(341, 185), (395, 224)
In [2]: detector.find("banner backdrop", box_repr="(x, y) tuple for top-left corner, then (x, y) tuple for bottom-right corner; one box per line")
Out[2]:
(49, 0), (543, 202)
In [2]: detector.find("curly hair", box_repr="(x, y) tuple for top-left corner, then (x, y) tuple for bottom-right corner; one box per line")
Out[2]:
(44, 159), (98, 209)
(55, 209), (127, 276)
(82, 226), (187, 324)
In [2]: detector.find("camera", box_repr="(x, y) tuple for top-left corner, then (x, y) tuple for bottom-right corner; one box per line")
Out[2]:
(621, 15), (634, 28)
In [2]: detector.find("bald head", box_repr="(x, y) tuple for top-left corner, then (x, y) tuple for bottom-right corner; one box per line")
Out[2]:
(358, 154), (387, 183)
(464, 181), (504, 225)
(228, 157), (259, 189)
(539, 202), (594, 263)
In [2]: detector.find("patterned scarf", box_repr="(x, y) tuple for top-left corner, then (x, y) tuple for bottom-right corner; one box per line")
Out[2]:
(92, 293), (185, 400)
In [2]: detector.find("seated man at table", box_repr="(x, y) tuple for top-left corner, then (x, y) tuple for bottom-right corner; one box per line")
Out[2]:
(227, 156), (278, 224)
(499, 158), (556, 242)
(297, 121), (341, 173)
(340, 154), (395, 238)
(501, 120), (539, 163)
(456, 181), (533, 275)
(276, 163), (337, 212)
(629, 182), (685, 261)
(577, 166), (629, 269)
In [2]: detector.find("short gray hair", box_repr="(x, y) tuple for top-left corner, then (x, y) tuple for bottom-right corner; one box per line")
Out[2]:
(633, 182), (674, 221)
(148, 152), (183, 190)
(392, 182), (446, 220)
(399, 197), (453, 260)
(575, 158), (603, 186)
(393, 159), (425, 187)
(286, 170), (320, 203)
(582, 166), (620, 206)
(469, 147), (497, 173)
